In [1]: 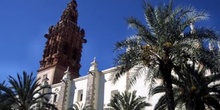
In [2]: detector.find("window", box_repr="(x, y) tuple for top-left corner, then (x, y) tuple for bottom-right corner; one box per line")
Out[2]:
(53, 88), (59, 103)
(80, 93), (83, 101)
(77, 90), (83, 102)
(53, 94), (57, 102)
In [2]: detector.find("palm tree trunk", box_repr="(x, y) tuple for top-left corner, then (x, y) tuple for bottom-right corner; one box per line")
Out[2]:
(186, 99), (193, 110)
(160, 59), (175, 110)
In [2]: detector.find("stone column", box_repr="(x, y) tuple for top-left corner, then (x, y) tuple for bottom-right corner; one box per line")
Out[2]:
(85, 57), (101, 110)
(64, 68), (72, 110)
(57, 67), (72, 110)
(57, 80), (67, 110)
(85, 72), (95, 109)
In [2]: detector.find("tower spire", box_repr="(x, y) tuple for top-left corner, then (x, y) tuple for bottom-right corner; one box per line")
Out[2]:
(37, 0), (86, 84)
(60, 0), (78, 24)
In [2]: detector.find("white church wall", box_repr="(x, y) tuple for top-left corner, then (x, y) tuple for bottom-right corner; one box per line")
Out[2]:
(72, 75), (88, 106)
(102, 67), (127, 108)
(48, 66), (162, 110)
(130, 74), (163, 110)
(120, 66), (163, 110)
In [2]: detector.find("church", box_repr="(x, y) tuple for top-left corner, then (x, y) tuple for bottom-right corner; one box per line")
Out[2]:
(36, 0), (159, 110)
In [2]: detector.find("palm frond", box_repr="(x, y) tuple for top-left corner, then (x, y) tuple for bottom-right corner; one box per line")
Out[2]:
(127, 17), (158, 45)
(126, 65), (146, 89)
(151, 85), (165, 95)
(109, 91), (150, 110)
(0, 71), (56, 110)
(154, 94), (167, 110)
(204, 96), (220, 109)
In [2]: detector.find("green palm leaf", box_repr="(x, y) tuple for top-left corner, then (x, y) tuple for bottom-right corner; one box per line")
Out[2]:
(0, 71), (57, 110)
(108, 91), (151, 110)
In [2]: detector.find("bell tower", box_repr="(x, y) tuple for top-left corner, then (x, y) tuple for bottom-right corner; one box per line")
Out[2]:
(37, 0), (86, 84)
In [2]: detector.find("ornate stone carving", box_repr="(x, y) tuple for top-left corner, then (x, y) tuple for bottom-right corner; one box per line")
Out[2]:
(38, 0), (86, 84)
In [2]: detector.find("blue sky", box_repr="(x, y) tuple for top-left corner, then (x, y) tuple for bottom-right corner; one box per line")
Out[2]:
(0, 0), (220, 82)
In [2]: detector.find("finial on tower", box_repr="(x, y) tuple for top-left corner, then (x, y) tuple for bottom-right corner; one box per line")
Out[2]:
(190, 23), (195, 34)
(92, 57), (97, 64)
(65, 66), (70, 73)
(89, 57), (98, 72)
(62, 66), (71, 82)
(180, 32), (184, 37)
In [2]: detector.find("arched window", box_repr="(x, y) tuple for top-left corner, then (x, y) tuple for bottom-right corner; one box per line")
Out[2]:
(62, 43), (69, 55)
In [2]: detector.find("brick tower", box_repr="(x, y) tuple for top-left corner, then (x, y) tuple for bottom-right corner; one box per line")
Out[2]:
(37, 0), (86, 84)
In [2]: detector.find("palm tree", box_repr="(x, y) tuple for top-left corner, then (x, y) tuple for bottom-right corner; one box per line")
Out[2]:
(152, 59), (220, 110)
(0, 82), (13, 110)
(0, 71), (57, 110)
(68, 102), (92, 110)
(108, 91), (151, 110)
(112, 0), (212, 110)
